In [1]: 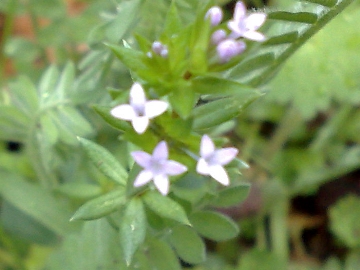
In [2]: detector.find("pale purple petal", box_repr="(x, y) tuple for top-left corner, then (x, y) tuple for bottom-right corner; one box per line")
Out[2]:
(210, 148), (238, 166)
(110, 104), (136, 120)
(130, 82), (146, 107)
(233, 1), (246, 22)
(196, 158), (210, 175)
(132, 116), (149, 134)
(209, 165), (230, 185)
(134, 170), (153, 187)
(153, 174), (170, 195)
(205, 6), (223, 26)
(211, 29), (227, 45)
(216, 39), (246, 63)
(152, 141), (168, 160)
(243, 31), (266, 42)
(164, 160), (187, 176)
(245, 13), (266, 31)
(145, 100), (168, 118)
(131, 151), (152, 168)
(200, 135), (215, 158)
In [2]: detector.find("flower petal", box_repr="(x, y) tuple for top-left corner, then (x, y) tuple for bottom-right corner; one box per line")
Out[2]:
(245, 13), (266, 31)
(233, 1), (246, 23)
(243, 31), (266, 42)
(131, 151), (152, 168)
(132, 116), (149, 134)
(200, 135), (215, 158)
(152, 141), (168, 160)
(130, 82), (146, 107)
(209, 165), (230, 185)
(145, 100), (168, 118)
(134, 170), (153, 187)
(210, 147), (238, 166)
(196, 158), (210, 175)
(110, 104), (136, 120)
(164, 160), (187, 176)
(153, 174), (170, 195)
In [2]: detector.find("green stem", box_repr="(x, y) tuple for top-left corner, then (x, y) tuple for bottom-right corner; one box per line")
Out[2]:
(269, 192), (289, 263)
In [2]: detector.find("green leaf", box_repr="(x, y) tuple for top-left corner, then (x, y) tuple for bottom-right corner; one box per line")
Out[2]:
(237, 249), (286, 270)
(169, 225), (206, 264)
(56, 182), (103, 200)
(211, 184), (251, 208)
(0, 105), (30, 141)
(142, 191), (190, 225)
(192, 91), (261, 130)
(146, 237), (182, 270)
(105, 0), (142, 43)
(38, 65), (60, 106)
(55, 61), (75, 99)
(268, 11), (318, 24)
(119, 197), (146, 265)
(56, 107), (93, 138)
(71, 188), (127, 221)
(0, 171), (77, 235)
(169, 81), (197, 119)
(106, 43), (146, 73)
(192, 76), (255, 96)
(189, 211), (239, 241)
(329, 195), (360, 248)
(92, 105), (131, 132)
(78, 137), (127, 185)
(9, 76), (39, 115)
(163, 2), (182, 36)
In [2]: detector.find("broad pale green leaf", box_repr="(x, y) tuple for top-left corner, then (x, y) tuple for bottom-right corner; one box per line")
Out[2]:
(38, 65), (60, 106)
(9, 76), (39, 116)
(119, 197), (146, 265)
(71, 188), (127, 221)
(40, 113), (59, 145)
(55, 61), (75, 98)
(168, 81), (197, 119)
(0, 171), (77, 235)
(57, 107), (93, 137)
(190, 211), (239, 241)
(146, 237), (182, 270)
(142, 191), (190, 225)
(105, 0), (142, 43)
(211, 184), (251, 208)
(0, 105), (30, 141)
(56, 182), (102, 200)
(78, 137), (127, 185)
(192, 91), (261, 130)
(169, 225), (206, 264)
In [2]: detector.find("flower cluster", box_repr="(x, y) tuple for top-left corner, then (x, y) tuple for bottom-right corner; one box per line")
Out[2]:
(111, 83), (239, 195)
(206, 1), (266, 63)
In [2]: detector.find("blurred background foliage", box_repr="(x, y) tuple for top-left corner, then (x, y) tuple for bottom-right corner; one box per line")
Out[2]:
(0, 0), (359, 269)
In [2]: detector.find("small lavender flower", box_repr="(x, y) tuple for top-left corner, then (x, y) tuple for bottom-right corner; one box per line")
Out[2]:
(110, 83), (168, 134)
(205, 6), (223, 26)
(196, 135), (238, 186)
(228, 1), (266, 41)
(211, 29), (227, 45)
(216, 38), (246, 63)
(151, 41), (168, 58)
(131, 141), (187, 195)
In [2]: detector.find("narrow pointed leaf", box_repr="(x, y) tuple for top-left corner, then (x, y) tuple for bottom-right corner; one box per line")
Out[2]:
(147, 237), (182, 270)
(211, 184), (251, 208)
(71, 188), (127, 221)
(78, 138), (127, 185)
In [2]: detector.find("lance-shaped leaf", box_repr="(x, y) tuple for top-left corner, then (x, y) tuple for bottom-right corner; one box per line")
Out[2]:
(78, 138), (127, 185)
(71, 188), (127, 221)
(119, 197), (146, 265)
(146, 237), (182, 270)
(142, 191), (190, 225)
(211, 184), (251, 208)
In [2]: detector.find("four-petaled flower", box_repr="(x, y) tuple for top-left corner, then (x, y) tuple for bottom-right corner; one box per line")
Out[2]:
(228, 1), (267, 41)
(131, 141), (188, 195)
(196, 135), (238, 186)
(110, 83), (168, 134)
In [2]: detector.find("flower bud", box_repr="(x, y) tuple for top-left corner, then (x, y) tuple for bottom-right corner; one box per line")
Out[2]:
(216, 39), (246, 63)
(211, 29), (227, 45)
(151, 41), (168, 58)
(205, 6), (223, 26)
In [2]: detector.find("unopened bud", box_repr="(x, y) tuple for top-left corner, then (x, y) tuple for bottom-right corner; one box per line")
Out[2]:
(205, 6), (223, 26)
(216, 39), (246, 63)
